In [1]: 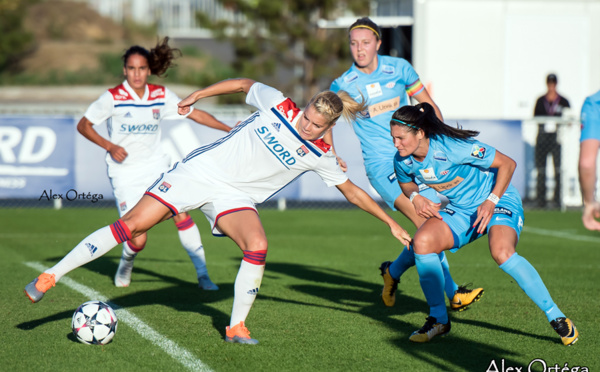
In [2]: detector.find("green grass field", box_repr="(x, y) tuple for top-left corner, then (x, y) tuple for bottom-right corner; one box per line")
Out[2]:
(2, 207), (598, 371)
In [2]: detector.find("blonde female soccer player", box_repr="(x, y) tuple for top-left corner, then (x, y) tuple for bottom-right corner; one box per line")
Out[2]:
(330, 17), (482, 310)
(77, 37), (231, 290)
(25, 78), (412, 344)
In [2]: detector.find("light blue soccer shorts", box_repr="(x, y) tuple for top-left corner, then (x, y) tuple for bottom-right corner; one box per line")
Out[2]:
(365, 160), (440, 210)
(438, 187), (524, 252)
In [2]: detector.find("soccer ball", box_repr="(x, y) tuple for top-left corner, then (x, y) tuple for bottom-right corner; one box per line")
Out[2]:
(71, 300), (118, 345)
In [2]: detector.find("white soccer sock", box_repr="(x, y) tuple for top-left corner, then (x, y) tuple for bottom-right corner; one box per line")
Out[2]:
(121, 242), (138, 261)
(177, 222), (208, 277)
(47, 225), (120, 282)
(230, 260), (265, 327)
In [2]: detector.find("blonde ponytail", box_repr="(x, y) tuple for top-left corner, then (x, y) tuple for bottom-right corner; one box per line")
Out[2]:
(307, 90), (366, 125)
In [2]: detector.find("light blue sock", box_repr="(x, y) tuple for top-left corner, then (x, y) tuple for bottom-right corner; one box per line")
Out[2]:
(389, 246), (415, 279)
(499, 253), (565, 322)
(415, 253), (448, 324)
(439, 251), (459, 299)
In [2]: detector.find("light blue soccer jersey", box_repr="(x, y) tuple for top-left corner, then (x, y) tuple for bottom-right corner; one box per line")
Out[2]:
(330, 55), (425, 166)
(394, 136), (500, 210)
(580, 90), (600, 142)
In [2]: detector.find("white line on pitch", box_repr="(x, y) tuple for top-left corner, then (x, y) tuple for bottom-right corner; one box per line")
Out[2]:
(24, 262), (213, 372)
(522, 226), (600, 243)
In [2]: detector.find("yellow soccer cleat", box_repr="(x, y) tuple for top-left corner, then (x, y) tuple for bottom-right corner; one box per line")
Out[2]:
(450, 285), (484, 311)
(550, 317), (579, 346)
(409, 316), (451, 343)
(379, 261), (399, 307)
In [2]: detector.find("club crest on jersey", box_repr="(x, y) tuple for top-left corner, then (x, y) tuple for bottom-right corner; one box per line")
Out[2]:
(119, 201), (127, 211)
(382, 65), (395, 75)
(344, 72), (358, 83)
(441, 170), (449, 176)
(433, 151), (447, 161)
(419, 167), (438, 181)
(158, 181), (171, 193)
(153, 109), (160, 120)
(386, 82), (396, 89)
(271, 122), (281, 131)
(471, 144), (486, 159)
(296, 145), (309, 157)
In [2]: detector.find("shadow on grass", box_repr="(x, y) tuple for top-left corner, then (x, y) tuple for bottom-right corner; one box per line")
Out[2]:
(263, 261), (555, 371)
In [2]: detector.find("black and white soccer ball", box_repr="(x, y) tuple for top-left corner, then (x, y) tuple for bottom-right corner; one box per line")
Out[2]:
(71, 300), (118, 345)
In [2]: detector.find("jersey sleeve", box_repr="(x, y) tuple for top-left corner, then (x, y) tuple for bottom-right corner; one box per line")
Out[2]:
(445, 137), (496, 169)
(314, 152), (349, 187)
(399, 60), (424, 97)
(393, 153), (413, 183)
(246, 82), (287, 113)
(330, 79), (341, 93)
(84, 91), (114, 125)
(581, 97), (600, 135)
(162, 87), (193, 120)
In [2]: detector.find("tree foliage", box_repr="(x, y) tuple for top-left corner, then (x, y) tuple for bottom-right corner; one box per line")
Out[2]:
(0, 0), (38, 72)
(197, 0), (368, 104)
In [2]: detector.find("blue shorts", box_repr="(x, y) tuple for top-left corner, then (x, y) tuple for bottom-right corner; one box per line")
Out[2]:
(438, 187), (524, 252)
(365, 160), (440, 210)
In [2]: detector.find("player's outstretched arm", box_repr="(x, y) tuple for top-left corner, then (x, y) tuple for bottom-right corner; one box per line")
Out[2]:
(187, 109), (232, 133)
(178, 78), (256, 115)
(336, 179), (411, 246)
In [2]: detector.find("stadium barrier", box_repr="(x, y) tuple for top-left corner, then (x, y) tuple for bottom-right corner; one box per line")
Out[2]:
(0, 111), (584, 211)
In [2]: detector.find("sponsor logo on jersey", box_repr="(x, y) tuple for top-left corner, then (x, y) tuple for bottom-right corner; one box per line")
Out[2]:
(85, 242), (98, 256)
(158, 181), (171, 193)
(124, 112), (132, 118)
(344, 72), (358, 83)
(119, 201), (127, 211)
(276, 98), (300, 123)
(433, 151), (447, 161)
(119, 124), (159, 133)
(440, 207), (455, 215)
(149, 85), (165, 99)
(382, 65), (395, 75)
(152, 109), (160, 120)
(365, 82), (383, 99)
(426, 176), (464, 192)
(360, 109), (370, 118)
(404, 158), (413, 166)
(368, 96), (400, 118)
(255, 126), (296, 166)
(441, 170), (449, 176)
(419, 167), (438, 181)
(471, 144), (486, 159)
(271, 122), (281, 131)
(387, 172), (397, 183)
(385, 82), (396, 89)
(296, 145), (309, 157)
(493, 207), (512, 217)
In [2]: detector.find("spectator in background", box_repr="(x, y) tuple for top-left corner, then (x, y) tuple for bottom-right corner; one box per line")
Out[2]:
(578, 89), (600, 231)
(533, 73), (570, 208)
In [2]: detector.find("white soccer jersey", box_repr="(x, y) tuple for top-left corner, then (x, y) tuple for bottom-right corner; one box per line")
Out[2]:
(160, 82), (348, 205)
(84, 80), (191, 178)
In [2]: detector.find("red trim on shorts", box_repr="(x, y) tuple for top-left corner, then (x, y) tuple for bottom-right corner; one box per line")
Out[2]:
(175, 215), (194, 231)
(144, 191), (179, 216)
(213, 207), (257, 233)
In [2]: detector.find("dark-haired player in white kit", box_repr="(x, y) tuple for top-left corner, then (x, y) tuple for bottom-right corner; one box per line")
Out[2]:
(25, 78), (413, 344)
(77, 37), (231, 290)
